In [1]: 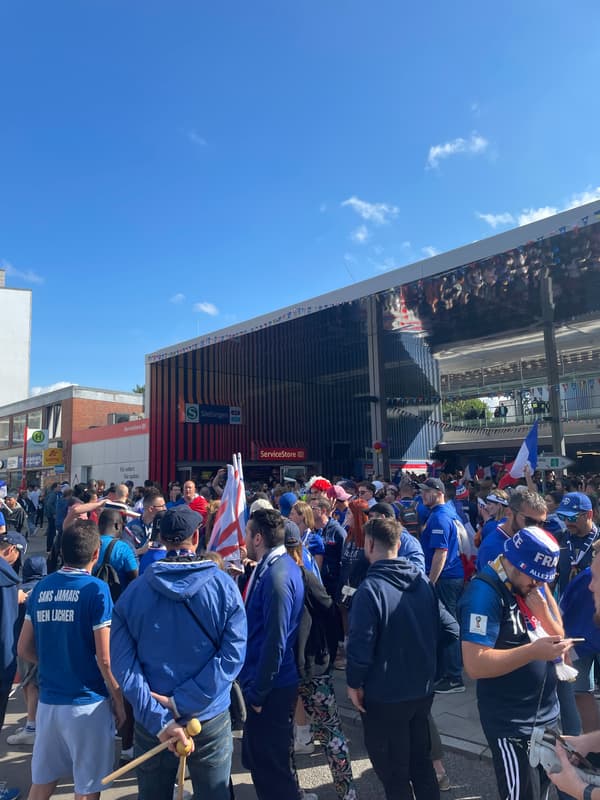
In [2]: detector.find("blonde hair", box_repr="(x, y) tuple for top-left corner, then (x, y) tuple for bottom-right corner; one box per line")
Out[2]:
(292, 501), (315, 530)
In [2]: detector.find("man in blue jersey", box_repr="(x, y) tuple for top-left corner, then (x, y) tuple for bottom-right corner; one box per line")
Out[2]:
(460, 526), (573, 800)
(239, 507), (305, 800)
(17, 519), (125, 800)
(419, 478), (465, 693)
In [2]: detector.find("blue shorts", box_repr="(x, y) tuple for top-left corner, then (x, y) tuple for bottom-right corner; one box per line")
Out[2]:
(572, 654), (595, 694)
(32, 699), (115, 794)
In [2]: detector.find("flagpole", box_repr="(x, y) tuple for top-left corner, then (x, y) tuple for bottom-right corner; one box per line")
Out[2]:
(21, 425), (28, 491)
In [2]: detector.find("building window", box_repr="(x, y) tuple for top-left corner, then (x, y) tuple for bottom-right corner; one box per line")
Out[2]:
(27, 410), (42, 430)
(0, 419), (8, 447)
(12, 414), (26, 444)
(47, 404), (62, 438)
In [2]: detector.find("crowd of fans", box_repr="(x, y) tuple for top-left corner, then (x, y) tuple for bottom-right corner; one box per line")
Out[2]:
(3, 464), (600, 799)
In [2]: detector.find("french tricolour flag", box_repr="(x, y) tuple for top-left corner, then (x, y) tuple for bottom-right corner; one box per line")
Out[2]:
(499, 421), (538, 488)
(207, 453), (247, 562)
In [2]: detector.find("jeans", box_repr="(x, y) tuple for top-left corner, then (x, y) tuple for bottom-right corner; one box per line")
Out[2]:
(242, 684), (300, 800)
(361, 695), (439, 800)
(134, 710), (233, 800)
(46, 515), (56, 552)
(557, 678), (582, 736)
(436, 577), (464, 681)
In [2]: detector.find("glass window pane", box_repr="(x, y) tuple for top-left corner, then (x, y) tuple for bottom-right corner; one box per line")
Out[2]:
(0, 419), (9, 447)
(12, 414), (26, 444)
(27, 410), (42, 430)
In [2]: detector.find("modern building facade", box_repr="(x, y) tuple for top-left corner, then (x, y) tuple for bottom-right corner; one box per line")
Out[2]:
(146, 199), (600, 488)
(0, 385), (144, 488)
(0, 268), (32, 406)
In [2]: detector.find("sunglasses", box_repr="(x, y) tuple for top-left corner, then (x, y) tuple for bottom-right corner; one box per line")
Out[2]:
(512, 509), (546, 527)
(557, 512), (583, 523)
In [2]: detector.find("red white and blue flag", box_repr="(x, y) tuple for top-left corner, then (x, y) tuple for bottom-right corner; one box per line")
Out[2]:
(207, 453), (247, 562)
(499, 421), (538, 489)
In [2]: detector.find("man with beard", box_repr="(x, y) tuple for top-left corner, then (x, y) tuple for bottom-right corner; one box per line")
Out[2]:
(548, 543), (600, 800)
(460, 526), (574, 800)
(555, 492), (600, 732)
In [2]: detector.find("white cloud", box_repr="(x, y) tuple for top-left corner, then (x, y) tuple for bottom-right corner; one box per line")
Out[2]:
(476, 212), (515, 229)
(187, 129), (207, 147)
(343, 253), (357, 263)
(319, 203), (327, 213)
(1, 259), (44, 284)
(517, 206), (558, 226)
(422, 245), (440, 258)
(341, 196), (399, 225)
(477, 186), (600, 231)
(372, 256), (399, 273)
(193, 301), (219, 316)
(169, 293), (185, 304)
(426, 133), (489, 169)
(351, 224), (369, 244)
(401, 240), (412, 248)
(30, 381), (75, 397)
(565, 186), (600, 209)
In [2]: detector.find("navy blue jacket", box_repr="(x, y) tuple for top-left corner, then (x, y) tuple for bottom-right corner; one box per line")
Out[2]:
(239, 551), (304, 707)
(346, 558), (439, 703)
(0, 558), (20, 687)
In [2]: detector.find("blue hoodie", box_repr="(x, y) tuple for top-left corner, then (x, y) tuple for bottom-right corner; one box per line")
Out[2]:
(239, 551), (304, 707)
(111, 559), (247, 735)
(347, 558), (439, 703)
(0, 557), (20, 686)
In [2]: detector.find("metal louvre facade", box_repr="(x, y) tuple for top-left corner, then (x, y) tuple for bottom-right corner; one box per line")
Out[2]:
(148, 297), (440, 488)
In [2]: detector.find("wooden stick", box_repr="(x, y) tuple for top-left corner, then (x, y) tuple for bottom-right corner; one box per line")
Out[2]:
(102, 738), (174, 784)
(177, 754), (187, 800)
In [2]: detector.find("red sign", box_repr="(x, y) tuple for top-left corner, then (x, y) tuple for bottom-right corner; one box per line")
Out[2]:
(258, 447), (307, 462)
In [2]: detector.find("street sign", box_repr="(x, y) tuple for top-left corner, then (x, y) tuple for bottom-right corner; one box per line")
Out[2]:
(27, 429), (49, 450)
(537, 455), (574, 470)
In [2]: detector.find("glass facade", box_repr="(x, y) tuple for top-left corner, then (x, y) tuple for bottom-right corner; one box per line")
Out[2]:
(149, 211), (600, 486)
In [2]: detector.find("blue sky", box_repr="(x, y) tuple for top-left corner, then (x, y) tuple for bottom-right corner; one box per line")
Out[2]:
(2, 1), (600, 394)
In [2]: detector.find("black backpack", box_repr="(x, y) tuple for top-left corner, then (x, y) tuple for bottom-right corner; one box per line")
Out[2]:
(396, 500), (421, 538)
(93, 539), (122, 601)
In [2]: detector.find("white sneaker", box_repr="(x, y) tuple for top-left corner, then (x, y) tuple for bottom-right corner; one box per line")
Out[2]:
(7, 728), (36, 745)
(120, 746), (134, 762)
(172, 786), (193, 800)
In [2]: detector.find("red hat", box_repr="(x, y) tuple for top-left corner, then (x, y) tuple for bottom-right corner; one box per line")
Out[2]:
(189, 495), (209, 519)
(312, 478), (332, 492)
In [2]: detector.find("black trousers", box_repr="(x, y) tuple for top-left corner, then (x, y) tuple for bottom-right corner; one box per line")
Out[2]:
(361, 695), (439, 800)
(241, 685), (300, 800)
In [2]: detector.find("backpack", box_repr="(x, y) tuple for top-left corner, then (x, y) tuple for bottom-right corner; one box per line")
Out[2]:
(395, 500), (421, 539)
(93, 539), (122, 601)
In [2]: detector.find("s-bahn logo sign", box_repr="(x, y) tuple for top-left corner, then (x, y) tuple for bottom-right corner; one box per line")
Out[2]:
(184, 404), (241, 425)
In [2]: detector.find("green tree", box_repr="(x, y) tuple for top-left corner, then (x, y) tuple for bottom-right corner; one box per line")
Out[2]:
(443, 398), (488, 422)
(132, 384), (145, 394)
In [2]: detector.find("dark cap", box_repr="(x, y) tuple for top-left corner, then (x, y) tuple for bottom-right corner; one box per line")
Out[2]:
(160, 505), (203, 544)
(0, 531), (28, 553)
(284, 519), (301, 547)
(418, 478), (445, 493)
(368, 502), (396, 519)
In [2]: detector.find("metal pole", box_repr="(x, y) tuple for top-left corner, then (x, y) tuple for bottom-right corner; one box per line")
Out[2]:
(541, 268), (566, 456)
(366, 295), (390, 479)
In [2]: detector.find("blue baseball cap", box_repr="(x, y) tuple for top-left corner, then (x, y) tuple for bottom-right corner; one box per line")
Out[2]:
(556, 492), (593, 521)
(160, 505), (203, 543)
(278, 492), (298, 518)
(503, 526), (559, 583)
